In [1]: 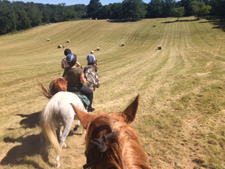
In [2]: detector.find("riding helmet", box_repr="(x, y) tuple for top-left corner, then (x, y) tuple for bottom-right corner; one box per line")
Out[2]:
(64, 48), (71, 56)
(66, 53), (77, 67)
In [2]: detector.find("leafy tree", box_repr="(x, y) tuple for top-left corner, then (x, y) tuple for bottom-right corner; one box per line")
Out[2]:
(73, 4), (87, 18)
(96, 6), (109, 19)
(0, 0), (16, 34)
(122, 0), (146, 21)
(180, 0), (192, 16)
(17, 10), (31, 29)
(87, 0), (102, 18)
(146, 0), (163, 18)
(211, 0), (225, 18)
(107, 3), (123, 19)
(191, 0), (212, 19)
(162, 0), (176, 17)
(172, 7), (185, 20)
(42, 8), (50, 23)
(26, 3), (42, 26)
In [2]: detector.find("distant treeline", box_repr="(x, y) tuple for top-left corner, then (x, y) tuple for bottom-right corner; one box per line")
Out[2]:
(0, 0), (224, 35)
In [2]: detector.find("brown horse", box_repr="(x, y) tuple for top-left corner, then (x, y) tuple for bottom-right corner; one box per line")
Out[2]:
(71, 94), (150, 169)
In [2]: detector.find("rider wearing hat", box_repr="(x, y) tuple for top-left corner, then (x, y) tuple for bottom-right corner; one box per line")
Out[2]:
(64, 53), (95, 112)
(86, 50), (98, 72)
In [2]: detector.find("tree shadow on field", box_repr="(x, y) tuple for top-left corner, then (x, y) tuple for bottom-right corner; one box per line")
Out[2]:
(199, 18), (225, 32)
(162, 18), (198, 24)
(1, 111), (51, 168)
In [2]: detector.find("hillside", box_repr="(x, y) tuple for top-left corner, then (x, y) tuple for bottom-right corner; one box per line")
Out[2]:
(0, 17), (225, 169)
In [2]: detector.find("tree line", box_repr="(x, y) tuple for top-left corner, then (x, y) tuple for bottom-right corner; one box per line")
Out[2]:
(0, 0), (224, 35)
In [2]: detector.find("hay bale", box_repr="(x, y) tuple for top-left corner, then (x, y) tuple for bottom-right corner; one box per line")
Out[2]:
(121, 43), (125, 46)
(58, 45), (63, 48)
(96, 47), (100, 51)
(90, 18), (92, 20)
(158, 46), (162, 50)
(66, 39), (70, 43)
(46, 38), (50, 41)
(95, 18), (98, 20)
(153, 24), (156, 27)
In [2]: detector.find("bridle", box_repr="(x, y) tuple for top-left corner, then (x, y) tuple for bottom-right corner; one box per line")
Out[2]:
(83, 124), (118, 169)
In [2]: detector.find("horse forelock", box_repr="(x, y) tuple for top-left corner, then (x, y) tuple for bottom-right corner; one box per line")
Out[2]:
(85, 112), (149, 169)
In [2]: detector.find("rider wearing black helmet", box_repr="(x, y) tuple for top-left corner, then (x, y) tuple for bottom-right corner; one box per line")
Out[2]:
(64, 53), (95, 112)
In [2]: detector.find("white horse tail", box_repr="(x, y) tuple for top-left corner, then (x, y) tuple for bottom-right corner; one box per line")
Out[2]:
(40, 99), (60, 156)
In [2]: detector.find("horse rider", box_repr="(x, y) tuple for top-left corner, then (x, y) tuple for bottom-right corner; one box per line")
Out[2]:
(62, 48), (81, 76)
(63, 53), (95, 112)
(86, 50), (98, 73)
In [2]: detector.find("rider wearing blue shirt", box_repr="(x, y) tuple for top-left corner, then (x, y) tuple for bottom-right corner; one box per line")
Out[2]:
(87, 50), (96, 65)
(86, 50), (98, 72)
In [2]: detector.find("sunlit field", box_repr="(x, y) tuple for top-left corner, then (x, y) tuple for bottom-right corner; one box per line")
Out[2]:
(0, 17), (225, 169)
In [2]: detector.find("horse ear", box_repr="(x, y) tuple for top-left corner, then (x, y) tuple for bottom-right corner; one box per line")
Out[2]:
(70, 103), (94, 129)
(122, 94), (140, 123)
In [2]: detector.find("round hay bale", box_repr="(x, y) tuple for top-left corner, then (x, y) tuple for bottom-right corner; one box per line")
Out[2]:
(66, 39), (70, 43)
(158, 46), (162, 50)
(121, 43), (125, 46)
(96, 47), (100, 51)
(46, 38), (50, 41)
(90, 18), (92, 20)
(58, 45), (63, 48)
(95, 18), (98, 20)
(153, 24), (156, 27)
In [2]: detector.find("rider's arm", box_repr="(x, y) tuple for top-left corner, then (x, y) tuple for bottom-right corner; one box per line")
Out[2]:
(80, 73), (86, 84)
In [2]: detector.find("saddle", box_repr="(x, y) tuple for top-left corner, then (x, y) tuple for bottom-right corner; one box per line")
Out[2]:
(76, 93), (90, 108)
(67, 87), (90, 108)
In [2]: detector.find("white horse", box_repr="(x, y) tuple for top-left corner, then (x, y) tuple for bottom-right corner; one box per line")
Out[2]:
(84, 65), (100, 91)
(40, 91), (87, 168)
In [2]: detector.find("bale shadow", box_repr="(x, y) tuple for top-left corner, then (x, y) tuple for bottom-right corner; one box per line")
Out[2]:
(1, 133), (49, 169)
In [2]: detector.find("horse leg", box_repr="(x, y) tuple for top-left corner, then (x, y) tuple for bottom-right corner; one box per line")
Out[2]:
(56, 155), (60, 168)
(59, 118), (73, 149)
(73, 120), (80, 132)
(56, 124), (61, 142)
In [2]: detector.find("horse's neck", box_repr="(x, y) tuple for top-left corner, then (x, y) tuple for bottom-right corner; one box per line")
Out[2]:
(118, 129), (150, 169)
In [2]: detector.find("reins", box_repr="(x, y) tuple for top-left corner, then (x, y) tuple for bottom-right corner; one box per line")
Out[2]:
(83, 125), (118, 169)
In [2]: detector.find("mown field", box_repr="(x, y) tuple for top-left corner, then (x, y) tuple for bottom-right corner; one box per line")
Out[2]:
(0, 17), (225, 169)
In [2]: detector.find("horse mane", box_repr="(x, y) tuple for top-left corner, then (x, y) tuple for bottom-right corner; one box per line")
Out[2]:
(85, 113), (149, 169)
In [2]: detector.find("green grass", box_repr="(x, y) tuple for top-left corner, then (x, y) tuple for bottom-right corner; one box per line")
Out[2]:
(0, 17), (225, 169)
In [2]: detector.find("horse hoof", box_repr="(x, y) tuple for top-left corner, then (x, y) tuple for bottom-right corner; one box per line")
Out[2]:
(73, 125), (80, 132)
(54, 162), (60, 168)
(62, 143), (67, 149)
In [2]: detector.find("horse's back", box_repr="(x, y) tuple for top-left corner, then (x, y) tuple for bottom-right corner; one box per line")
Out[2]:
(51, 91), (86, 112)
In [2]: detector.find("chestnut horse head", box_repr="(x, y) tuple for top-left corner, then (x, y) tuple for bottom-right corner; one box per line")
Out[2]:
(71, 94), (150, 169)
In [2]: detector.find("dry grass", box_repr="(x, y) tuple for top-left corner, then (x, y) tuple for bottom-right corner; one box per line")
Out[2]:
(0, 17), (225, 169)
